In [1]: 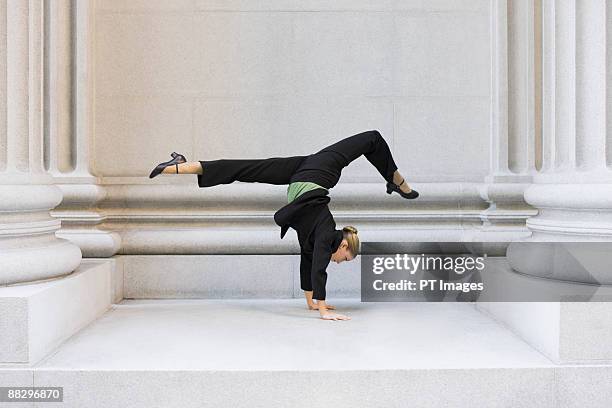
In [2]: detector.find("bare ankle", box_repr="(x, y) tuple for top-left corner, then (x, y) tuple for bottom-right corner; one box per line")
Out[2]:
(162, 164), (179, 174)
(392, 170), (404, 186)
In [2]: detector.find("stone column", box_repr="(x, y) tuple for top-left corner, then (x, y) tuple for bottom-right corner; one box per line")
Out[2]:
(0, 0), (82, 285)
(519, 0), (612, 245)
(475, 0), (537, 243)
(45, 0), (121, 257)
(480, 2), (612, 365)
(45, 0), (73, 175)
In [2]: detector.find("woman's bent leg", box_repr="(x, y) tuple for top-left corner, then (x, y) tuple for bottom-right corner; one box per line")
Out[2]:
(312, 129), (399, 184)
(197, 156), (306, 187)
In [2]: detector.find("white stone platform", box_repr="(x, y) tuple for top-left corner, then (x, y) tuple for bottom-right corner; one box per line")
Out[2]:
(0, 260), (116, 365)
(2, 299), (612, 407)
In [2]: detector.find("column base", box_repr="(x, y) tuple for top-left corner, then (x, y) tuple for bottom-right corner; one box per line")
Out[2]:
(524, 183), (612, 239)
(0, 184), (83, 285)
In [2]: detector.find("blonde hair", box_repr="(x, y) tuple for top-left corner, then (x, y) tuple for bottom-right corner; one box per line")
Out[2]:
(342, 226), (360, 257)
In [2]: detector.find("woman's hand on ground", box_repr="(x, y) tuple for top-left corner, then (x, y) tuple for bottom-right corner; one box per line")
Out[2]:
(319, 311), (351, 321)
(308, 302), (336, 310)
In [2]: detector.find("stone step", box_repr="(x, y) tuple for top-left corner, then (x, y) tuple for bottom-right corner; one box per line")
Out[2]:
(0, 259), (117, 365)
(2, 299), (611, 407)
(121, 254), (361, 299)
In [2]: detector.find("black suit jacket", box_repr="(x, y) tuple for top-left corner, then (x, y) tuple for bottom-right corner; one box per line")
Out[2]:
(274, 188), (343, 300)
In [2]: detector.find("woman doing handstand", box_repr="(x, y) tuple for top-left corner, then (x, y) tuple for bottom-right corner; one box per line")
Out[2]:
(149, 130), (419, 321)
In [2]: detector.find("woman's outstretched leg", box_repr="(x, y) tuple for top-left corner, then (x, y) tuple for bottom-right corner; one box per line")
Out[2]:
(163, 156), (307, 187)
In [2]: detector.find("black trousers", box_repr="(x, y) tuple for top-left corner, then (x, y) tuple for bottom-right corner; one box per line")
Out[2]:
(197, 130), (399, 189)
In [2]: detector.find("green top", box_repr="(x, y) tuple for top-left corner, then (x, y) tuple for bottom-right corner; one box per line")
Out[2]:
(287, 181), (328, 203)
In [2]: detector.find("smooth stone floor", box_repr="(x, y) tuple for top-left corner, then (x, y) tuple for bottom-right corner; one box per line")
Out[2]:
(33, 299), (555, 370)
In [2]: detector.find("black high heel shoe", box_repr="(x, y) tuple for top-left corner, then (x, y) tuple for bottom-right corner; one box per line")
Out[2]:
(170, 152), (187, 163)
(386, 178), (419, 199)
(148, 152), (188, 178)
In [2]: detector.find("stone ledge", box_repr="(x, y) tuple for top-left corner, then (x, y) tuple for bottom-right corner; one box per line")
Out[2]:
(121, 254), (360, 299)
(54, 181), (535, 255)
(0, 366), (605, 408)
(0, 260), (114, 365)
(477, 258), (612, 363)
